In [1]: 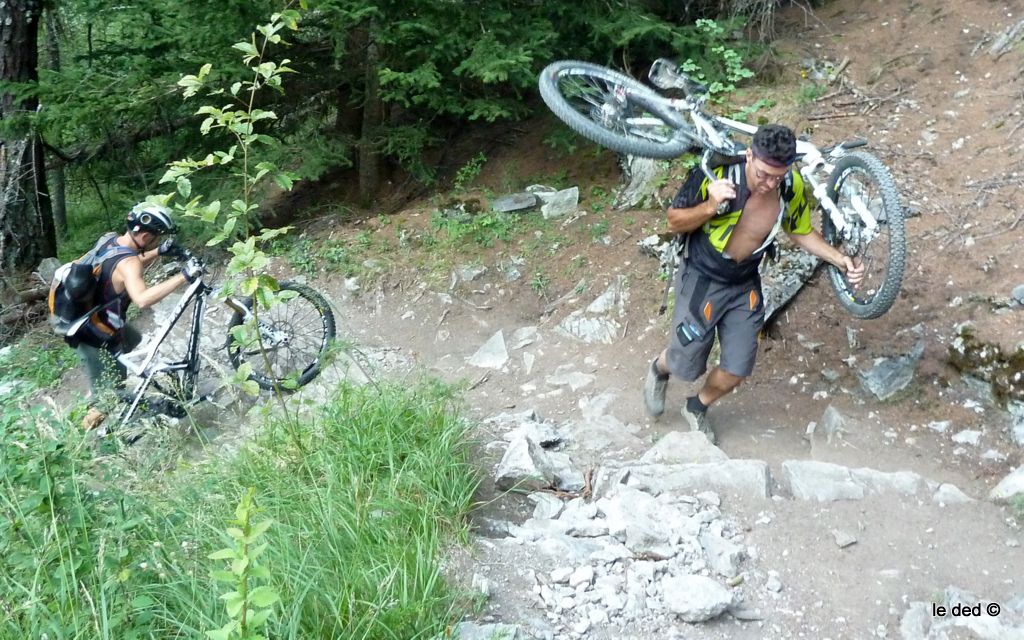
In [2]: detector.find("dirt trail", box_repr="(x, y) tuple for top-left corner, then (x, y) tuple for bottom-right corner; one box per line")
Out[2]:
(286, 0), (1024, 636)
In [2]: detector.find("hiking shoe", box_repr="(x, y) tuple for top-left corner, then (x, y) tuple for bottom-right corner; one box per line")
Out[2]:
(681, 404), (715, 444)
(81, 407), (107, 431)
(643, 359), (670, 417)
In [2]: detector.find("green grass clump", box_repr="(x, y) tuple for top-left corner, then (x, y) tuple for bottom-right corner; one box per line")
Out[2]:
(0, 379), (480, 639)
(0, 331), (77, 390)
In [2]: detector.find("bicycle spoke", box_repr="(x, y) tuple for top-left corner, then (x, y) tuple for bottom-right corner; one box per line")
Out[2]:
(229, 285), (332, 389)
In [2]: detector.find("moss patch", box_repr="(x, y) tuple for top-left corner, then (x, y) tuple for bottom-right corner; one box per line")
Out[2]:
(946, 325), (1024, 404)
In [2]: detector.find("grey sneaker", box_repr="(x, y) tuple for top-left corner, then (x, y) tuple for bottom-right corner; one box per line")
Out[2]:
(682, 404), (715, 444)
(643, 359), (669, 417)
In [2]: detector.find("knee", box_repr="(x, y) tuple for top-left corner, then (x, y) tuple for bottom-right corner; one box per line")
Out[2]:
(713, 369), (746, 392)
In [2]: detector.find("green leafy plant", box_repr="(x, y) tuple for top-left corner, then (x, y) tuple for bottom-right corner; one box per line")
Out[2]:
(453, 152), (487, 193)
(153, 6), (317, 416)
(1011, 495), (1024, 524)
(796, 83), (826, 106)
(729, 97), (777, 122)
(206, 488), (279, 640)
(430, 210), (517, 248)
(530, 270), (550, 296)
(542, 128), (579, 155)
(679, 19), (756, 100)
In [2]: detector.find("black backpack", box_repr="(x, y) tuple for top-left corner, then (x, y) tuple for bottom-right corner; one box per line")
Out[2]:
(48, 233), (136, 347)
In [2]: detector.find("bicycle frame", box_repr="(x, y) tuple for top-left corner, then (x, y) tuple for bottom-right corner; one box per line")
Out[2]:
(642, 61), (881, 243)
(115, 277), (210, 427)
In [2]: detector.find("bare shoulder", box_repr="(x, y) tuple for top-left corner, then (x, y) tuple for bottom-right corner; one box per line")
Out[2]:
(112, 254), (144, 287)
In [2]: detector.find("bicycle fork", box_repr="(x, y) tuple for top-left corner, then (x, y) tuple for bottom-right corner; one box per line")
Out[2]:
(799, 149), (879, 242)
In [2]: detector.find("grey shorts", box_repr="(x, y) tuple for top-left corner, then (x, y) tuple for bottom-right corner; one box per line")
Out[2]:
(666, 266), (764, 381)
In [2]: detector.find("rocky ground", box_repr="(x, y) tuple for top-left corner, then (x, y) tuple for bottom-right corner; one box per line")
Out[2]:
(16, 0), (1024, 638)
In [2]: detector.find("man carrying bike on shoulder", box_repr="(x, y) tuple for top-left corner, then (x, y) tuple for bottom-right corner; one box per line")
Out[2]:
(75, 202), (202, 402)
(643, 124), (865, 443)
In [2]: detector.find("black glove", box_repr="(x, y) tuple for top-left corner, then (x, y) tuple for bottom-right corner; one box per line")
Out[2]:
(158, 238), (182, 257)
(181, 256), (205, 283)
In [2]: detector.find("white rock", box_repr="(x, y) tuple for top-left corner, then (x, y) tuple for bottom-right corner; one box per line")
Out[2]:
(529, 492), (565, 520)
(467, 330), (509, 369)
(453, 622), (519, 640)
(510, 326), (539, 350)
(989, 466), (1024, 503)
(550, 567), (573, 584)
(932, 483), (974, 504)
(951, 429), (983, 446)
(545, 370), (596, 392)
(569, 566), (595, 589)
(471, 573), (492, 597)
(699, 530), (745, 578)
(639, 431), (729, 464)
(494, 436), (557, 491)
(661, 575), (734, 622)
(832, 529), (857, 548)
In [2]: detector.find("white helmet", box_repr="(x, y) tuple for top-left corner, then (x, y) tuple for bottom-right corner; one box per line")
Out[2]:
(127, 203), (177, 235)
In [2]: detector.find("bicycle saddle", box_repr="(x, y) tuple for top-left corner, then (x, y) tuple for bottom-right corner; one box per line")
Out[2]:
(648, 58), (708, 96)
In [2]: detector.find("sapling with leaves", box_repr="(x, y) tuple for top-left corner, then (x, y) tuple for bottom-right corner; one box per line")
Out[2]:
(206, 488), (280, 640)
(154, 4), (308, 404)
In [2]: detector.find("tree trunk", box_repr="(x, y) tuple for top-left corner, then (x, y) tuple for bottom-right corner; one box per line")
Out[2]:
(334, 26), (366, 140)
(358, 31), (382, 206)
(45, 7), (67, 237)
(0, 0), (57, 271)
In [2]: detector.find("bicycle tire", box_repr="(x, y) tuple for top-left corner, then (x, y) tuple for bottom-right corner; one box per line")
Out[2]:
(822, 151), (906, 319)
(226, 282), (336, 391)
(538, 60), (696, 160)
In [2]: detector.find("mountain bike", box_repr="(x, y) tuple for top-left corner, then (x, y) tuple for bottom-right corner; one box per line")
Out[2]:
(538, 58), (906, 319)
(81, 248), (337, 434)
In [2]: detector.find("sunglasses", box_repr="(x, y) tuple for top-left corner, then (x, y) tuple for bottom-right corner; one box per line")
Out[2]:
(753, 165), (787, 185)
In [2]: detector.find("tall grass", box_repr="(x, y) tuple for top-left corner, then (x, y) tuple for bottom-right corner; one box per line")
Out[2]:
(0, 379), (480, 639)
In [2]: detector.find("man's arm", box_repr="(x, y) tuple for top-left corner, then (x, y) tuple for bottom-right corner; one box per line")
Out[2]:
(116, 257), (187, 310)
(786, 230), (865, 287)
(137, 246), (162, 268)
(667, 179), (736, 233)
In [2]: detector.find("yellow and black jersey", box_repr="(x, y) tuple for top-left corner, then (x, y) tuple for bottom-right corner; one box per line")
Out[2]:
(672, 161), (813, 283)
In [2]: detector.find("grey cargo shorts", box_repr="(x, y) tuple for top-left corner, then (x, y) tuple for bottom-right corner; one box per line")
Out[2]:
(666, 266), (765, 381)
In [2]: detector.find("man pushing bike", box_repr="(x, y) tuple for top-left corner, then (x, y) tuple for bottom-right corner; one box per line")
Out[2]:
(643, 124), (865, 443)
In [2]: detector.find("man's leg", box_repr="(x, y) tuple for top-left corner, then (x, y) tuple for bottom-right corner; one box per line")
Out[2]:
(77, 326), (139, 399)
(109, 325), (143, 384)
(646, 268), (715, 417)
(682, 282), (764, 440)
(76, 342), (108, 398)
(696, 367), (745, 406)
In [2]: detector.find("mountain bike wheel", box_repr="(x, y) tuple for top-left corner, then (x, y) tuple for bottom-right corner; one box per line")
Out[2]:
(822, 151), (906, 319)
(226, 282), (336, 391)
(538, 60), (696, 159)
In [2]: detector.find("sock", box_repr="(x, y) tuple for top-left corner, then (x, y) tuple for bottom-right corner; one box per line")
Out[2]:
(687, 395), (708, 414)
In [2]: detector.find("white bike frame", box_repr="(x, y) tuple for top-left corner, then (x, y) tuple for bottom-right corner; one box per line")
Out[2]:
(633, 75), (880, 242)
(707, 113), (879, 238)
(115, 275), (251, 428)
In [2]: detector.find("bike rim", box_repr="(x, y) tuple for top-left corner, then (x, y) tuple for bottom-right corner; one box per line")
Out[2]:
(828, 166), (894, 305)
(235, 294), (330, 383)
(553, 68), (679, 146)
